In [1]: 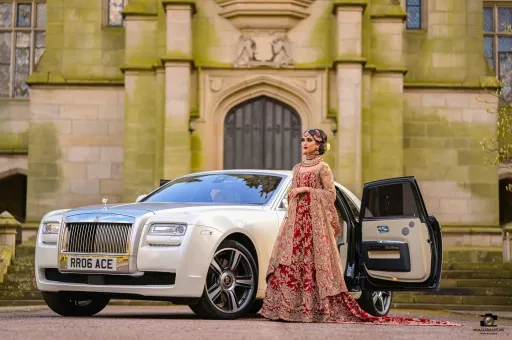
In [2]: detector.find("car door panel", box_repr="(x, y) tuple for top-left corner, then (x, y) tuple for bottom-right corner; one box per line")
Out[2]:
(361, 218), (431, 281)
(358, 176), (441, 291)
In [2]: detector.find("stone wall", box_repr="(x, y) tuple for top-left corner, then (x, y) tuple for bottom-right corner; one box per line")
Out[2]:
(0, 101), (30, 155)
(403, 89), (499, 226)
(0, 100), (30, 224)
(32, 0), (125, 82)
(0, 155), (27, 178)
(404, 0), (492, 85)
(26, 87), (124, 222)
(191, 0), (335, 67)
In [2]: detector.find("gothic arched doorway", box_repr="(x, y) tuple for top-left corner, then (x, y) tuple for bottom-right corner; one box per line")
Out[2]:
(0, 171), (27, 244)
(223, 96), (302, 170)
(500, 177), (512, 225)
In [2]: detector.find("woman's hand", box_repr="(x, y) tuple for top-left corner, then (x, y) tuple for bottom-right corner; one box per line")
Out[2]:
(288, 187), (310, 199)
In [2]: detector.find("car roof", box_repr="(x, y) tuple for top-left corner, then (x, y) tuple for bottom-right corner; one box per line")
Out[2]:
(184, 169), (293, 176)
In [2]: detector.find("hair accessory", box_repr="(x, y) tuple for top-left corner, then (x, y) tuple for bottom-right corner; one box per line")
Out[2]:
(305, 129), (323, 143)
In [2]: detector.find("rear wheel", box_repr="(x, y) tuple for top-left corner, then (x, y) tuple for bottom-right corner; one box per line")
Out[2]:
(357, 290), (392, 317)
(189, 240), (258, 319)
(41, 291), (110, 317)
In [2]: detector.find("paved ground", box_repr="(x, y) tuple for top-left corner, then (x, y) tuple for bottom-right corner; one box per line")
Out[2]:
(0, 306), (510, 340)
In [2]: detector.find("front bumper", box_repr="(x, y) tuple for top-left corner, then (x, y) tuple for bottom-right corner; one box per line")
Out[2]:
(35, 223), (223, 299)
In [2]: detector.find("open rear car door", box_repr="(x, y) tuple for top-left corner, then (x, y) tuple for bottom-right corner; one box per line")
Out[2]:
(357, 177), (442, 291)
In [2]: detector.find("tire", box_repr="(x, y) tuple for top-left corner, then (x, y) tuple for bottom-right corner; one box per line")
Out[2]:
(41, 291), (110, 317)
(247, 299), (263, 314)
(189, 239), (258, 319)
(357, 290), (392, 317)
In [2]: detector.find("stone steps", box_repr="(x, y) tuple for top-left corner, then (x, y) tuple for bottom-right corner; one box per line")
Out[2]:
(0, 291), (41, 300)
(424, 287), (512, 297)
(0, 300), (45, 307)
(442, 262), (512, 271)
(393, 293), (512, 306)
(0, 239), (40, 305)
(14, 244), (36, 258)
(0, 282), (37, 291)
(440, 278), (512, 288)
(441, 270), (512, 279)
(7, 265), (35, 274)
(11, 257), (35, 267)
(442, 247), (503, 264)
(393, 259), (512, 312)
(4, 273), (35, 283)
(391, 303), (512, 312)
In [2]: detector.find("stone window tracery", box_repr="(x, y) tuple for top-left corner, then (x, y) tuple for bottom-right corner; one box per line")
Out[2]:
(406, 0), (422, 29)
(106, 0), (126, 27)
(484, 3), (512, 101)
(0, 0), (46, 98)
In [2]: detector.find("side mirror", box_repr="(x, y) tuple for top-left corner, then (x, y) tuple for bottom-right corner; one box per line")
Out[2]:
(282, 197), (288, 209)
(135, 194), (147, 203)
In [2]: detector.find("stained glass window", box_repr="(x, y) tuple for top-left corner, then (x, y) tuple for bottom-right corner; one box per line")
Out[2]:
(406, 0), (421, 29)
(0, 1), (46, 98)
(107, 0), (126, 27)
(484, 5), (512, 102)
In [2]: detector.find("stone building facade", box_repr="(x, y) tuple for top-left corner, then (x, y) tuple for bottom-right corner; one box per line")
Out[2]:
(0, 0), (507, 248)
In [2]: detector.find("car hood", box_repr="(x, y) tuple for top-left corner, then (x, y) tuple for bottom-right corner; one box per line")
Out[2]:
(63, 202), (264, 219)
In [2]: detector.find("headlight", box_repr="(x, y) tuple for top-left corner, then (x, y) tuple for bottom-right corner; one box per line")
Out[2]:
(41, 221), (60, 244)
(146, 223), (188, 246)
(42, 222), (60, 234)
(148, 223), (187, 236)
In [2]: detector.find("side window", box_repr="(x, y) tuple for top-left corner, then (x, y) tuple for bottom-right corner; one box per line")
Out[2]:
(364, 182), (419, 218)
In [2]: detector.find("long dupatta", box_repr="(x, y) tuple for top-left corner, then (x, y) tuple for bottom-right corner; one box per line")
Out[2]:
(265, 162), (348, 299)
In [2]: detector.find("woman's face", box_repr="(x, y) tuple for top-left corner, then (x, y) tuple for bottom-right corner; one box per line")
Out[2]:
(301, 132), (318, 155)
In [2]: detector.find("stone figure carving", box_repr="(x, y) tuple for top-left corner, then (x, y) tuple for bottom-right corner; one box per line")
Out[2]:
(234, 35), (257, 67)
(233, 32), (293, 68)
(271, 37), (293, 66)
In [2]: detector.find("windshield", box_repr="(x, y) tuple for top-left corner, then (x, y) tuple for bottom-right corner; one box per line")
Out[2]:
(142, 173), (284, 205)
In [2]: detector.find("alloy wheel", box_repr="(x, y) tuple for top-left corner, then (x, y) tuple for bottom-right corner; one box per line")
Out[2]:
(205, 247), (255, 314)
(372, 291), (391, 315)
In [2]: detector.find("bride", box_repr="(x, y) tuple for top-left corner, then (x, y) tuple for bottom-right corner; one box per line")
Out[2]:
(260, 128), (460, 326)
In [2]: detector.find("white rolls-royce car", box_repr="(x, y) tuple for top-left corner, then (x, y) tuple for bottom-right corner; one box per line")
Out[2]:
(35, 170), (443, 319)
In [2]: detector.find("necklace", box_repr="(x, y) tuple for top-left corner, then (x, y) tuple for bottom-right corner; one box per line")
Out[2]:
(301, 155), (322, 167)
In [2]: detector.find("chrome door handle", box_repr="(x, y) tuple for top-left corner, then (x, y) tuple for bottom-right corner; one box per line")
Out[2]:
(377, 225), (389, 233)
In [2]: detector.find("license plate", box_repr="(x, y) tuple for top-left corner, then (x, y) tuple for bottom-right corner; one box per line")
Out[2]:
(66, 256), (117, 272)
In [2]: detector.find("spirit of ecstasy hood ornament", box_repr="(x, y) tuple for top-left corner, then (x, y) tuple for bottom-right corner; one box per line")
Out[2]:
(102, 198), (108, 210)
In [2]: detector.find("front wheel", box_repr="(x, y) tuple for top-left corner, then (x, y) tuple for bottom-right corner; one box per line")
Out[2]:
(41, 291), (110, 317)
(189, 239), (258, 319)
(357, 290), (392, 317)
(247, 299), (263, 314)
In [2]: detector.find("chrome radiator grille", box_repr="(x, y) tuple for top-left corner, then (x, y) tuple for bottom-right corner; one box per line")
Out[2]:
(61, 223), (133, 254)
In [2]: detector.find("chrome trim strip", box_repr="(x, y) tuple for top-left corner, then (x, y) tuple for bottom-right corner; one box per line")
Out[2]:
(64, 214), (136, 224)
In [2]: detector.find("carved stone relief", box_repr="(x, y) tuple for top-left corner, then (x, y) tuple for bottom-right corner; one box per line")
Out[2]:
(233, 32), (294, 68)
(305, 79), (316, 93)
(209, 78), (223, 92)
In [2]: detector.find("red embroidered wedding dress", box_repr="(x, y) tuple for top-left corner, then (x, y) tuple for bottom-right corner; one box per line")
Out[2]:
(260, 160), (460, 326)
